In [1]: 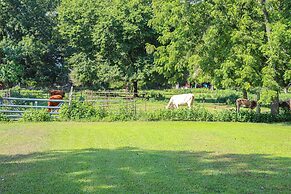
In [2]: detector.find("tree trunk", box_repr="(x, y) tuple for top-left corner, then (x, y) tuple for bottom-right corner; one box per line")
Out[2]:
(133, 80), (138, 97)
(256, 92), (261, 114)
(125, 82), (130, 93)
(242, 89), (248, 99)
(270, 92), (279, 114)
(261, 0), (271, 42)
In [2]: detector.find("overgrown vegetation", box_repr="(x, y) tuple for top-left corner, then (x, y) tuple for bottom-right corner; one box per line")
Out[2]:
(143, 107), (291, 123)
(0, 91), (290, 122)
(13, 102), (287, 123)
(21, 109), (52, 122)
(0, 0), (290, 102)
(59, 101), (97, 120)
(0, 113), (9, 121)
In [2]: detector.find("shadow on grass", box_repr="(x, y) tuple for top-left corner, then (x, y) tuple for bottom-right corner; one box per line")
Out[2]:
(0, 148), (290, 193)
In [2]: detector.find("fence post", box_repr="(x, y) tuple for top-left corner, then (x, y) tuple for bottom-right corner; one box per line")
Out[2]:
(134, 99), (137, 116)
(69, 86), (73, 107)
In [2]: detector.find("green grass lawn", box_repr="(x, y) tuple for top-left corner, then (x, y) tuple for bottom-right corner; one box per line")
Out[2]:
(0, 122), (290, 193)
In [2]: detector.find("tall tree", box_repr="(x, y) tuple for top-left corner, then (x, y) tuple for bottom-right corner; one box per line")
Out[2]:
(151, 0), (290, 113)
(58, 0), (157, 94)
(260, 0), (291, 113)
(150, 0), (211, 85)
(0, 0), (66, 87)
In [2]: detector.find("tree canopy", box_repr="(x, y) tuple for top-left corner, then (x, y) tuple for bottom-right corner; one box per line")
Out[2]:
(0, 0), (289, 96)
(0, 0), (66, 87)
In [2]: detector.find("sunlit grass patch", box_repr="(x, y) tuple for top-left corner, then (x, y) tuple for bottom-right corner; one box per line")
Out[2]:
(0, 122), (290, 193)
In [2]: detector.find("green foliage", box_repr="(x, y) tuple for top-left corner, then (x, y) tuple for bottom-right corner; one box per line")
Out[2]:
(59, 101), (97, 120)
(0, 38), (24, 84)
(0, 0), (66, 87)
(0, 113), (9, 121)
(143, 89), (242, 105)
(21, 109), (52, 122)
(144, 106), (213, 121)
(59, 101), (135, 121)
(144, 90), (166, 101)
(151, 0), (290, 98)
(143, 108), (291, 123)
(106, 105), (136, 121)
(94, 106), (108, 120)
(58, 0), (157, 90)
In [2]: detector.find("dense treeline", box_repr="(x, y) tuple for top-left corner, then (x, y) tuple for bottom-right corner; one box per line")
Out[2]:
(0, 1), (290, 103)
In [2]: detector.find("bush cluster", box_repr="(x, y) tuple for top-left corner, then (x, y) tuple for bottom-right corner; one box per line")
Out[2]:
(105, 106), (136, 121)
(143, 108), (291, 123)
(143, 106), (213, 121)
(0, 113), (9, 121)
(56, 102), (291, 123)
(21, 109), (52, 122)
(1, 104), (290, 123)
(59, 101), (97, 120)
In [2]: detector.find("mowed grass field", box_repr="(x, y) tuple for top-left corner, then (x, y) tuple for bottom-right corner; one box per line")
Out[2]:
(0, 122), (290, 193)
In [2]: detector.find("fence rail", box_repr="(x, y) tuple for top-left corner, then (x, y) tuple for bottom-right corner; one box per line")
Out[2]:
(1, 97), (69, 102)
(0, 97), (67, 119)
(0, 90), (138, 119)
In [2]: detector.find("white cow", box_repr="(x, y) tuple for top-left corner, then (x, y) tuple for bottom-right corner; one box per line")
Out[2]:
(166, 93), (194, 109)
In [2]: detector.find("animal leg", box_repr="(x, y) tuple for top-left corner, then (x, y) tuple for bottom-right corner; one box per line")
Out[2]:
(236, 104), (240, 113)
(166, 101), (172, 109)
(187, 102), (191, 109)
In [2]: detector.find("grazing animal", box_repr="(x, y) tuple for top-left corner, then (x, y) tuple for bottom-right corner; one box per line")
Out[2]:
(279, 99), (291, 110)
(236, 98), (257, 112)
(48, 95), (63, 112)
(49, 90), (65, 97)
(166, 93), (194, 109)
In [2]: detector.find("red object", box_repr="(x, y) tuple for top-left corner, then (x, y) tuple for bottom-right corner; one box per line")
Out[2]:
(49, 90), (65, 97)
(48, 95), (63, 112)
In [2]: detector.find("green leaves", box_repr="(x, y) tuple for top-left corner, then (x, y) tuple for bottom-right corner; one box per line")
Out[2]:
(58, 0), (157, 89)
(151, 0), (290, 97)
(0, 0), (66, 86)
(0, 0), (289, 92)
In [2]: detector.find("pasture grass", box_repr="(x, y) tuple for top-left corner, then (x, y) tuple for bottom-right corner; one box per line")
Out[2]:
(0, 122), (290, 193)
(136, 100), (270, 113)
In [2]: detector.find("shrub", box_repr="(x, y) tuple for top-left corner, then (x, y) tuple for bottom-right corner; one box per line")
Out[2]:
(21, 109), (52, 122)
(144, 108), (291, 123)
(144, 91), (166, 101)
(144, 106), (213, 121)
(106, 105), (136, 121)
(95, 106), (108, 120)
(59, 101), (97, 120)
(0, 113), (9, 121)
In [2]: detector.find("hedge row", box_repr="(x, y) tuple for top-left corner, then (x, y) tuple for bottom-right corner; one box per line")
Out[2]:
(1, 102), (290, 123)
(143, 108), (291, 123)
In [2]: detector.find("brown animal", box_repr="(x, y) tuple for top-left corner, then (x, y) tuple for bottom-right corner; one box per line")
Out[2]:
(236, 98), (257, 112)
(279, 99), (291, 110)
(48, 95), (63, 112)
(49, 90), (65, 97)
